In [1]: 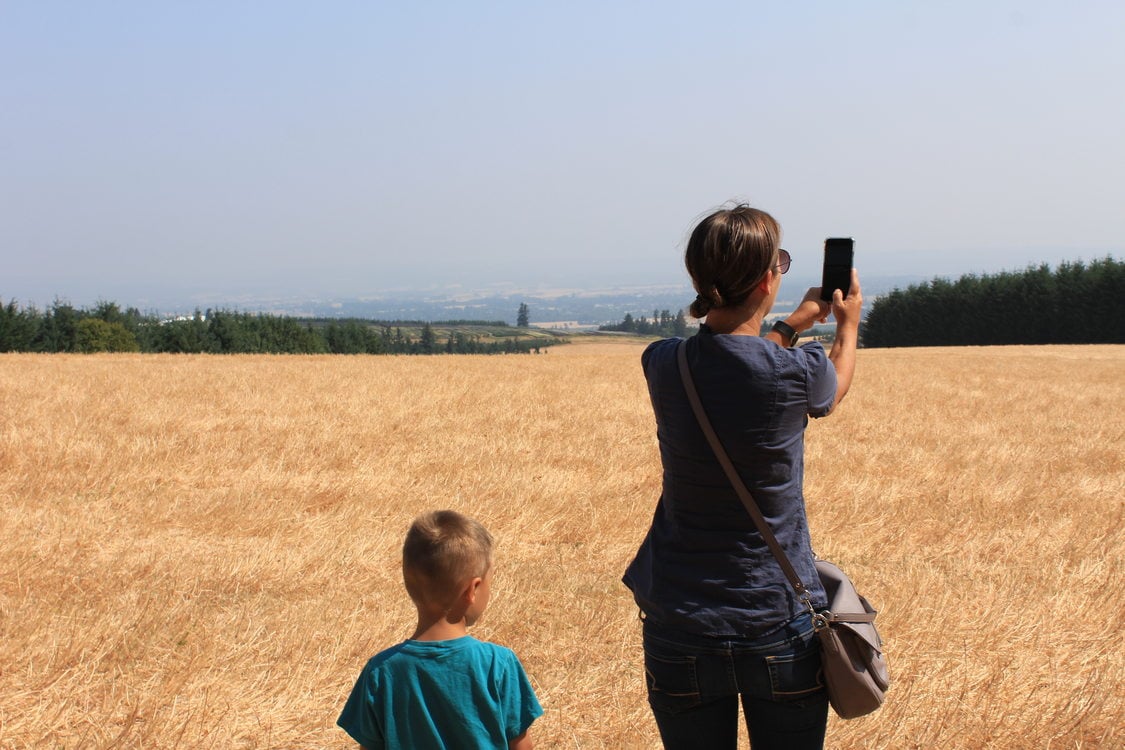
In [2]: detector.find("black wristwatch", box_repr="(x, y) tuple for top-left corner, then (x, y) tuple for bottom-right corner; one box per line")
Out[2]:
(771, 320), (800, 347)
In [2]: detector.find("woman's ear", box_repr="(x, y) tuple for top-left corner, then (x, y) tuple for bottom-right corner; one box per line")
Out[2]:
(757, 268), (776, 295)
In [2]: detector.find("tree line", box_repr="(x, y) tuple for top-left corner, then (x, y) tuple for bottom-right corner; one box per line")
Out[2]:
(599, 309), (688, 337)
(861, 257), (1123, 347)
(0, 300), (559, 355)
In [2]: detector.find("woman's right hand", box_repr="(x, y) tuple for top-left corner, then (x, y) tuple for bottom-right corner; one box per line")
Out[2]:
(832, 269), (863, 329)
(825, 269), (862, 413)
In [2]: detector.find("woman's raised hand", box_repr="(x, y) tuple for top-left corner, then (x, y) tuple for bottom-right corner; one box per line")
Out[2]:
(795, 288), (832, 327)
(831, 269), (863, 329)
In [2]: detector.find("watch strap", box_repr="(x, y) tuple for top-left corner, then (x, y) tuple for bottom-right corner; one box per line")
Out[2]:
(771, 320), (799, 346)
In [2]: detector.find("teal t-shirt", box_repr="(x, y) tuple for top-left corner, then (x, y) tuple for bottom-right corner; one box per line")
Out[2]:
(337, 636), (543, 749)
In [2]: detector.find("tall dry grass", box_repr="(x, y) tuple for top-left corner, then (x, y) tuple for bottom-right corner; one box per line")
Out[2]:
(0, 341), (1121, 749)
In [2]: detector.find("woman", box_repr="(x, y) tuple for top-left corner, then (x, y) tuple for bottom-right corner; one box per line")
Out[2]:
(622, 204), (862, 749)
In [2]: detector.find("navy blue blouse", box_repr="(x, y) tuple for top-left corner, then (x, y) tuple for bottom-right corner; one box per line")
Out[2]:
(623, 327), (836, 638)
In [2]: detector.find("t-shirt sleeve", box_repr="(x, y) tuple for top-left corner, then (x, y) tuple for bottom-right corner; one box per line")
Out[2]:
(337, 665), (385, 750)
(799, 342), (837, 418)
(500, 651), (544, 740)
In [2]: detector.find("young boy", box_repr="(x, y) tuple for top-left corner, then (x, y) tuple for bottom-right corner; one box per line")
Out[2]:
(338, 510), (543, 749)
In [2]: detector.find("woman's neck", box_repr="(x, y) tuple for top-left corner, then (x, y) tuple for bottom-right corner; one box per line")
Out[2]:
(703, 306), (766, 336)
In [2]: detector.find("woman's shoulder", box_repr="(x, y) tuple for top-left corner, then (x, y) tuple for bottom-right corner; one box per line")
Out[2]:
(641, 336), (682, 368)
(642, 331), (823, 371)
(644, 335), (682, 352)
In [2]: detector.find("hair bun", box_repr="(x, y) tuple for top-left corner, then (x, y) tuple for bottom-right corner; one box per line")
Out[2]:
(690, 293), (713, 318)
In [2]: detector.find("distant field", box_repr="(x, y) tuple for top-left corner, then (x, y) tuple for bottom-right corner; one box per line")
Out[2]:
(1, 342), (1121, 748)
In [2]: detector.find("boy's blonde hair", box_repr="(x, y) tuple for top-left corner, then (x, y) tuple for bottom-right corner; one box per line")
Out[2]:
(402, 510), (493, 608)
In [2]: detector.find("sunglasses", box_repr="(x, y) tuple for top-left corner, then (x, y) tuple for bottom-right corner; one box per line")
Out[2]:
(776, 248), (791, 275)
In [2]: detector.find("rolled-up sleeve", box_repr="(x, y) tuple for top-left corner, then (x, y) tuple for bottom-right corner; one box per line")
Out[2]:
(799, 342), (837, 418)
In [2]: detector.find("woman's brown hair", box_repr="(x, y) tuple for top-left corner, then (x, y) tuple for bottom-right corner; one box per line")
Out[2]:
(685, 204), (781, 318)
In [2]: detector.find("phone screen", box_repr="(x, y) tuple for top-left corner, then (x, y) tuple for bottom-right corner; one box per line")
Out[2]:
(820, 238), (854, 302)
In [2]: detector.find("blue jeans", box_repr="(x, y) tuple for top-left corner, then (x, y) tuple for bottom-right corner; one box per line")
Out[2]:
(643, 614), (828, 750)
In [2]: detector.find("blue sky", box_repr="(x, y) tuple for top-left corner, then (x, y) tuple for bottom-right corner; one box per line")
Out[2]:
(2, 1), (1122, 308)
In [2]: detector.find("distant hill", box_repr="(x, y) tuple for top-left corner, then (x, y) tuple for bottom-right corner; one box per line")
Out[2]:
(154, 275), (926, 326)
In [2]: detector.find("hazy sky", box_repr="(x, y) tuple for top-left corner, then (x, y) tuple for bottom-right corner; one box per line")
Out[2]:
(3, 1), (1122, 308)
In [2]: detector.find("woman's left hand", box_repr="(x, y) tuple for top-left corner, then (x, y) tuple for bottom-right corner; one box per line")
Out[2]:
(794, 288), (831, 328)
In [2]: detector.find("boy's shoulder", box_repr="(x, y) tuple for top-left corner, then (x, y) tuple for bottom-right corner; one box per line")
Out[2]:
(364, 640), (413, 669)
(365, 637), (519, 670)
(356, 637), (531, 701)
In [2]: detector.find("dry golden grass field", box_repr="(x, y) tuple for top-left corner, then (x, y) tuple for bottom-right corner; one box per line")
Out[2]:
(1, 341), (1122, 749)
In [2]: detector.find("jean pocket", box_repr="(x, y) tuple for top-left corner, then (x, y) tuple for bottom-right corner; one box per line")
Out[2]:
(764, 642), (825, 701)
(644, 647), (701, 713)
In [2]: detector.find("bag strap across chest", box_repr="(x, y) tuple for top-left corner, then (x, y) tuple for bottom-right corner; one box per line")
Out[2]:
(675, 337), (817, 612)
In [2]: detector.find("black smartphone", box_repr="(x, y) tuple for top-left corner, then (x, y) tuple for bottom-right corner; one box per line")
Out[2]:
(820, 238), (854, 302)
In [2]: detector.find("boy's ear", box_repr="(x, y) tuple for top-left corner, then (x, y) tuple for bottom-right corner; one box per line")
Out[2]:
(463, 576), (483, 605)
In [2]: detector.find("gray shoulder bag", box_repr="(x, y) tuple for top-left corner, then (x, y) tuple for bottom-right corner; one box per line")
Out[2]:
(676, 338), (889, 719)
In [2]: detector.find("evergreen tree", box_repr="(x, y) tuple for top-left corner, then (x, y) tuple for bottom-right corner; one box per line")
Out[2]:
(33, 300), (80, 352)
(517, 303), (530, 327)
(0, 299), (37, 351)
(153, 315), (209, 353)
(673, 310), (688, 337)
(420, 323), (437, 354)
(325, 321), (375, 354)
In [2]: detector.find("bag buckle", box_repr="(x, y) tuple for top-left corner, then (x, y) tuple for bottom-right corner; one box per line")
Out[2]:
(800, 590), (829, 631)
